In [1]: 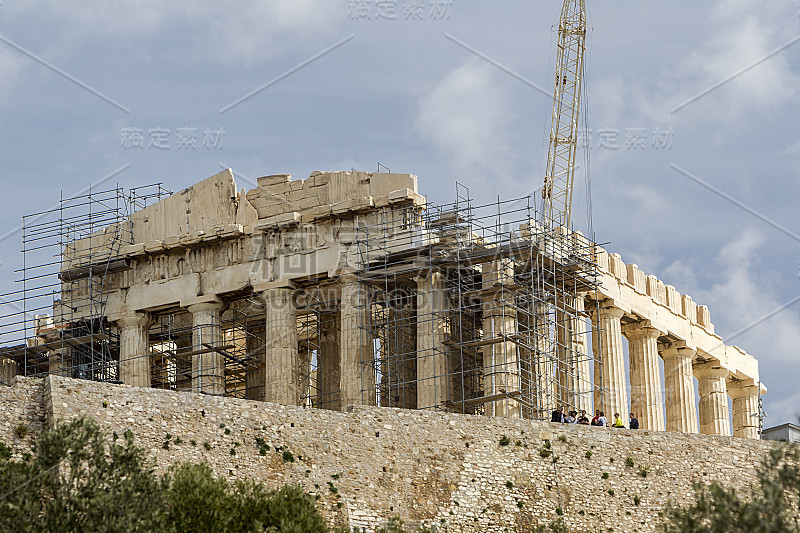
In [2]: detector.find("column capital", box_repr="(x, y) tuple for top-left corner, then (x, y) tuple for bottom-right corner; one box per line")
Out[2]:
(727, 379), (760, 399)
(693, 361), (729, 380)
(621, 320), (661, 340)
(592, 305), (624, 321)
(412, 268), (443, 285)
(661, 344), (696, 361)
(338, 272), (360, 285)
(112, 311), (152, 330)
(183, 295), (225, 313)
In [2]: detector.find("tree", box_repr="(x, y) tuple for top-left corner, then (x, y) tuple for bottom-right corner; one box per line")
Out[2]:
(0, 417), (165, 533)
(662, 445), (800, 533)
(0, 417), (331, 533)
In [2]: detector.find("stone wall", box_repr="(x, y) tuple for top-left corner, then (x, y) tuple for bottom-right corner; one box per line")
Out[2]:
(0, 377), (45, 457)
(0, 376), (776, 532)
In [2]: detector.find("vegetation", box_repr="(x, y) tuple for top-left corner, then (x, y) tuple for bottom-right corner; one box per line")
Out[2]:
(0, 417), (335, 532)
(662, 445), (800, 533)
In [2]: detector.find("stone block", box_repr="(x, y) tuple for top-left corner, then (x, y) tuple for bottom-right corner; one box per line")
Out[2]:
(121, 243), (145, 256)
(332, 196), (375, 216)
(666, 285), (682, 314)
(682, 294), (697, 323)
(144, 240), (165, 253)
(609, 253), (625, 281)
(593, 246), (609, 271)
(626, 263), (646, 293)
(257, 173), (291, 188)
(255, 212), (301, 231)
(697, 305), (712, 330)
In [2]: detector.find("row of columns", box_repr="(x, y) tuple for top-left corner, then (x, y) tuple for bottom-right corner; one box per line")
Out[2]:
(111, 270), (761, 439)
(591, 303), (760, 439)
(113, 274), (376, 409)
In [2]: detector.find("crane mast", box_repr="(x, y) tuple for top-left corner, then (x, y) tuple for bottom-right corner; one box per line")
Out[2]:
(542, 0), (587, 230)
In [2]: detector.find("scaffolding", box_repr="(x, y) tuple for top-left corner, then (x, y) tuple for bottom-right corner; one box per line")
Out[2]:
(355, 185), (601, 420)
(0, 180), (603, 423)
(0, 184), (170, 385)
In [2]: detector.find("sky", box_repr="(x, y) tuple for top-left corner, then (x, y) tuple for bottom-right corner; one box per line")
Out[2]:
(0, 0), (798, 426)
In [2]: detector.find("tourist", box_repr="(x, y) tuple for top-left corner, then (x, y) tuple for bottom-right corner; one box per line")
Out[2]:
(590, 409), (601, 426)
(597, 411), (608, 427)
(577, 410), (590, 425)
(566, 410), (576, 424)
(629, 413), (639, 429)
(551, 406), (565, 423)
(612, 413), (625, 428)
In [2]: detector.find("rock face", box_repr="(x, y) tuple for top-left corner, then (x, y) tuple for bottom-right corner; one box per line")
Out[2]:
(0, 376), (775, 532)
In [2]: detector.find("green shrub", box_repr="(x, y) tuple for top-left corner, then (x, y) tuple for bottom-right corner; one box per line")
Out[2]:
(625, 456), (635, 467)
(499, 435), (511, 446)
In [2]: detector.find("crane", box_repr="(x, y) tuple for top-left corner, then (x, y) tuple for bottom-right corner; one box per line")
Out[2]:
(541, 0), (587, 230)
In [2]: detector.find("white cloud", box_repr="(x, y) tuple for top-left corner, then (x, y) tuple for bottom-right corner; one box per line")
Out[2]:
(415, 60), (513, 180)
(5, 1), (339, 64)
(674, 8), (800, 117)
(696, 231), (797, 353)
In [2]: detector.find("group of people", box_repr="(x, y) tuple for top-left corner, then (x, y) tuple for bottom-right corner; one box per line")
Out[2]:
(550, 406), (640, 429)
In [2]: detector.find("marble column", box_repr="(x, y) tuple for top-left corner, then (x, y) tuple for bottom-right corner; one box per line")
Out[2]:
(622, 323), (665, 431)
(590, 305), (628, 422)
(263, 287), (299, 406)
(340, 274), (376, 408)
(729, 380), (760, 439)
(557, 296), (592, 413)
(694, 362), (731, 436)
(188, 300), (226, 396)
(244, 323), (265, 401)
(0, 358), (18, 384)
(661, 345), (698, 433)
(116, 312), (152, 388)
(482, 259), (520, 418)
(318, 310), (341, 410)
(415, 270), (449, 411)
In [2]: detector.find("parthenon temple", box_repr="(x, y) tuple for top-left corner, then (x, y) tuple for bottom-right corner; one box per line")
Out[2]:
(0, 169), (764, 438)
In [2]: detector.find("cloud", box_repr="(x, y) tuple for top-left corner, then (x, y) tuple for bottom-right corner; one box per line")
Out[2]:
(4, 1), (340, 64)
(673, 8), (800, 118)
(414, 60), (513, 180)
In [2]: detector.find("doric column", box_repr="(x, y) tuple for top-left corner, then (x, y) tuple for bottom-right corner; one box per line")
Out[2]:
(116, 312), (152, 388)
(661, 345), (698, 433)
(557, 295), (592, 413)
(622, 322), (665, 431)
(318, 310), (341, 410)
(482, 259), (520, 418)
(0, 358), (18, 384)
(340, 274), (375, 408)
(729, 380), (760, 439)
(262, 286), (299, 406)
(187, 299), (226, 396)
(590, 305), (628, 421)
(244, 322), (265, 401)
(694, 362), (731, 436)
(415, 269), (449, 411)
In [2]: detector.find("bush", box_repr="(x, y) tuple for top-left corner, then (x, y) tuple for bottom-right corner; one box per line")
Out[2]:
(499, 435), (511, 446)
(625, 456), (635, 468)
(663, 445), (800, 533)
(0, 417), (335, 533)
(14, 424), (28, 439)
(0, 441), (11, 460)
